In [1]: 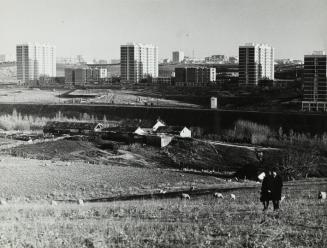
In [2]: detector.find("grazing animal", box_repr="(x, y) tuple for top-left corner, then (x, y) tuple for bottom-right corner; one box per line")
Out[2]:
(214, 192), (224, 199)
(281, 195), (286, 202)
(181, 193), (191, 200)
(159, 189), (167, 194)
(230, 194), (236, 200)
(78, 199), (84, 205)
(318, 191), (326, 200)
(51, 200), (58, 206)
(190, 186), (196, 191)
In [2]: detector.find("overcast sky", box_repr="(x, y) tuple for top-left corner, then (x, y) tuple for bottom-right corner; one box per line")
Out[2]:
(1, 0), (326, 61)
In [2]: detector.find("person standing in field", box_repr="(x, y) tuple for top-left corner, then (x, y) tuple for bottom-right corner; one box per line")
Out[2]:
(271, 170), (283, 211)
(260, 170), (273, 211)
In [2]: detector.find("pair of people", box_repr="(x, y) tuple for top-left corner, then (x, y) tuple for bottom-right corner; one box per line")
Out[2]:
(260, 170), (283, 211)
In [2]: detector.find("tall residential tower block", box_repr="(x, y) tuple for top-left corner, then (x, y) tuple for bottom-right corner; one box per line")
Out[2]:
(239, 43), (274, 86)
(120, 43), (158, 83)
(172, 51), (184, 63)
(302, 51), (327, 111)
(16, 43), (56, 82)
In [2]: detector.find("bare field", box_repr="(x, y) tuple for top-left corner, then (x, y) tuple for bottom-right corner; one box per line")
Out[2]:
(78, 89), (200, 107)
(0, 88), (200, 107)
(0, 88), (68, 103)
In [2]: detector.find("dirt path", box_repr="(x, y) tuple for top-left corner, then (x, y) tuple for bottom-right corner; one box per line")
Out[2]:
(197, 138), (280, 152)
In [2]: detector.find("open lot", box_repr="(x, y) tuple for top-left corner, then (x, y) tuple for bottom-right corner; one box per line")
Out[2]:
(0, 88), (68, 104)
(0, 180), (325, 247)
(0, 88), (200, 107)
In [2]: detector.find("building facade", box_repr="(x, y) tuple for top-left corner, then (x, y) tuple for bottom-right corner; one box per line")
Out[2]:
(239, 43), (274, 86)
(16, 43), (56, 83)
(64, 67), (108, 85)
(175, 67), (216, 86)
(120, 43), (158, 83)
(302, 51), (327, 111)
(205, 55), (226, 64)
(172, 51), (184, 63)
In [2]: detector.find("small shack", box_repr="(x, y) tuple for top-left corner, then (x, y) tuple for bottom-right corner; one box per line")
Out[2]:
(134, 127), (153, 136)
(155, 126), (192, 138)
(145, 134), (173, 148)
(43, 121), (104, 135)
(100, 126), (136, 143)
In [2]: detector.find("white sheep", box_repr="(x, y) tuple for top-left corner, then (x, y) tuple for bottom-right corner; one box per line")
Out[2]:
(181, 193), (190, 200)
(230, 194), (236, 200)
(78, 199), (84, 205)
(159, 189), (167, 194)
(281, 195), (286, 202)
(318, 191), (326, 201)
(214, 192), (224, 199)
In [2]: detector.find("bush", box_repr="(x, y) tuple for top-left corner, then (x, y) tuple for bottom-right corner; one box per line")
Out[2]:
(220, 120), (274, 145)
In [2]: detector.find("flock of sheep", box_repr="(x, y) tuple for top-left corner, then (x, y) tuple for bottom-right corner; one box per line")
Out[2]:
(180, 191), (326, 201)
(181, 192), (236, 200)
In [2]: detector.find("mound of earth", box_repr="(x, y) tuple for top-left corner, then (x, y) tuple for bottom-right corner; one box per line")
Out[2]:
(8, 140), (97, 161)
(162, 138), (283, 178)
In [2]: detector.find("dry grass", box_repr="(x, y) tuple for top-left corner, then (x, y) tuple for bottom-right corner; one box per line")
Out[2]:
(0, 109), (117, 131)
(0, 184), (325, 247)
(0, 155), (224, 202)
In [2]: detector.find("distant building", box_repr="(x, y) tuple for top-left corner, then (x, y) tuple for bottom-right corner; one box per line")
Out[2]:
(302, 51), (327, 111)
(205, 55), (226, 64)
(239, 43), (274, 86)
(64, 67), (108, 84)
(172, 51), (184, 63)
(0, 54), (6, 62)
(92, 68), (108, 80)
(64, 68), (75, 84)
(275, 59), (291, 65)
(228, 56), (238, 64)
(111, 59), (120, 64)
(16, 43), (56, 83)
(0, 54), (14, 62)
(120, 42), (158, 83)
(162, 58), (170, 64)
(98, 59), (108, 64)
(175, 67), (216, 86)
(74, 68), (88, 85)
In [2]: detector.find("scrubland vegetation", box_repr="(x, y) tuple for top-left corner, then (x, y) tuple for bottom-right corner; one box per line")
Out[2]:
(204, 120), (327, 179)
(0, 110), (111, 131)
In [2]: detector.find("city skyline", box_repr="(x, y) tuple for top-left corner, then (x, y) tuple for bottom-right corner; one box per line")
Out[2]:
(1, 0), (327, 61)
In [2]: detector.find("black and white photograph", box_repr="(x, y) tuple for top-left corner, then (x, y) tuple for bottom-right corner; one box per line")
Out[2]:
(0, 0), (326, 247)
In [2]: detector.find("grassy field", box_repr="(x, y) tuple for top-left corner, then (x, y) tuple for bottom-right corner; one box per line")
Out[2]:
(0, 182), (325, 247)
(0, 155), (228, 202)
